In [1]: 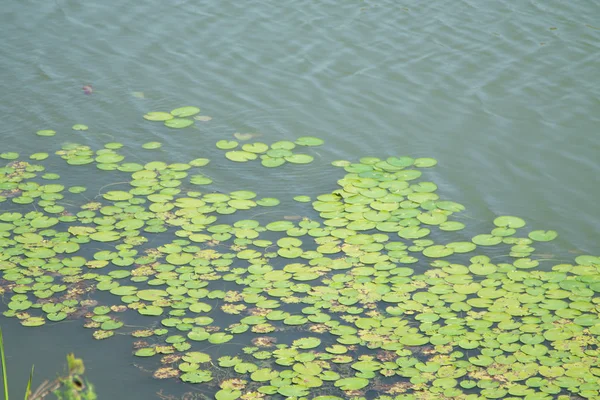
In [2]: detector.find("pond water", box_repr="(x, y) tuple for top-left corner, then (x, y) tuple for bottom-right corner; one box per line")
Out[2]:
(1, 1), (599, 399)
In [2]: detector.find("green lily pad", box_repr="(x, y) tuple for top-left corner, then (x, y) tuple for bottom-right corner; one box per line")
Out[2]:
(528, 230), (558, 241)
(440, 221), (465, 231)
(277, 386), (309, 397)
(1, 152), (19, 160)
(251, 368), (279, 382)
(261, 156), (286, 168)
(144, 112), (174, 121)
(215, 389), (241, 400)
(165, 118), (194, 129)
(283, 315), (308, 325)
(423, 245), (454, 258)
(242, 143), (269, 153)
(96, 153), (124, 164)
(493, 216), (526, 228)
(171, 106), (200, 117)
(216, 140), (239, 150)
(334, 377), (369, 390)
(414, 157), (437, 167)
(180, 370), (212, 383)
(472, 234), (502, 246)
(36, 129), (56, 137)
(208, 332), (233, 344)
(292, 195), (311, 201)
(256, 197), (280, 207)
(225, 151), (257, 162)
(292, 337), (321, 349)
(101, 320), (124, 330)
(103, 191), (133, 201)
(30, 153), (49, 160)
(400, 335), (429, 346)
(285, 154), (314, 164)
(188, 158), (210, 167)
(142, 142), (162, 149)
(294, 195), (311, 203)
(295, 136), (324, 146)
(183, 352), (211, 363)
(138, 306), (163, 316)
(137, 289), (168, 301)
(90, 231), (120, 242)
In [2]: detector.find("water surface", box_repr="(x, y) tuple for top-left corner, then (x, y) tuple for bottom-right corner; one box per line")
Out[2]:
(1, 0), (599, 398)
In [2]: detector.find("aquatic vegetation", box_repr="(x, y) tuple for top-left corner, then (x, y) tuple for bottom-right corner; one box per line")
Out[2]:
(217, 137), (322, 167)
(0, 328), (94, 399)
(144, 106), (200, 129)
(142, 142), (162, 150)
(0, 109), (599, 399)
(0, 328), (19, 400)
(29, 353), (96, 399)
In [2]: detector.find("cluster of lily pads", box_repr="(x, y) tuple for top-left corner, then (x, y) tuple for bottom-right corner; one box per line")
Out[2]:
(143, 106), (211, 129)
(216, 137), (323, 166)
(0, 112), (599, 400)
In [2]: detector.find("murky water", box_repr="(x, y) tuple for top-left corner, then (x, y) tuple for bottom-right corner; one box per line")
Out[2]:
(1, 0), (599, 398)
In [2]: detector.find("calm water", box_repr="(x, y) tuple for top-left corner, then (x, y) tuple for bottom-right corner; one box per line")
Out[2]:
(1, 0), (599, 398)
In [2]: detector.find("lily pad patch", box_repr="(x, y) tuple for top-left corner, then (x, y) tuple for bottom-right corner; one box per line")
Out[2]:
(0, 114), (595, 400)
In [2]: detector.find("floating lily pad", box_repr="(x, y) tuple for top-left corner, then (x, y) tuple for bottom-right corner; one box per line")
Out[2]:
(225, 151), (257, 162)
(257, 197), (280, 207)
(138, 306), (163, 316)
(103, 191), (133, 201)
(1, 152), (19, 160)
(36, 129), (56, 137)
(278, 386), (309, 397)
(285, 154), (314, 164)
(294, 195), (311, 202)
(180, 370), (212, 383)
(423, 245), (454, 258)
(208, 332), (233, 344)
(528, 230), (558, 242)
(242, 143), (269, 153)
(413, 157), (437, 167)
(293, 337), (321, 349)
(335, 377), (369, 390)
(215, 389), (241, 400)
(101, 320), (123, 330)
(144, 112), (173, 121)
(96, 153), (124, 164)
(472, 234), (502, 246)
(142, 142), (162, 149)
(171, 106), (200, 118)
(30, 153), (49, 160)
(261, 156), (286, 168)
(494, 216), (526, 228)
(165, 118), (194, 129)
(189, 158), (210, 167)
(216, 140), (239, 150)
(295, 136), (324, 146)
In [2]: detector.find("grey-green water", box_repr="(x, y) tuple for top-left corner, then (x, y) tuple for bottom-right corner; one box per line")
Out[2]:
(1, 1), (599, 399)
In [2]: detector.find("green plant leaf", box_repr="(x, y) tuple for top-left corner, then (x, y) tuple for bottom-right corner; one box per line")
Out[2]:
(171, 106), (200, 117)
(334, 377), (369, 390)
(528, 230), (558, 241)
